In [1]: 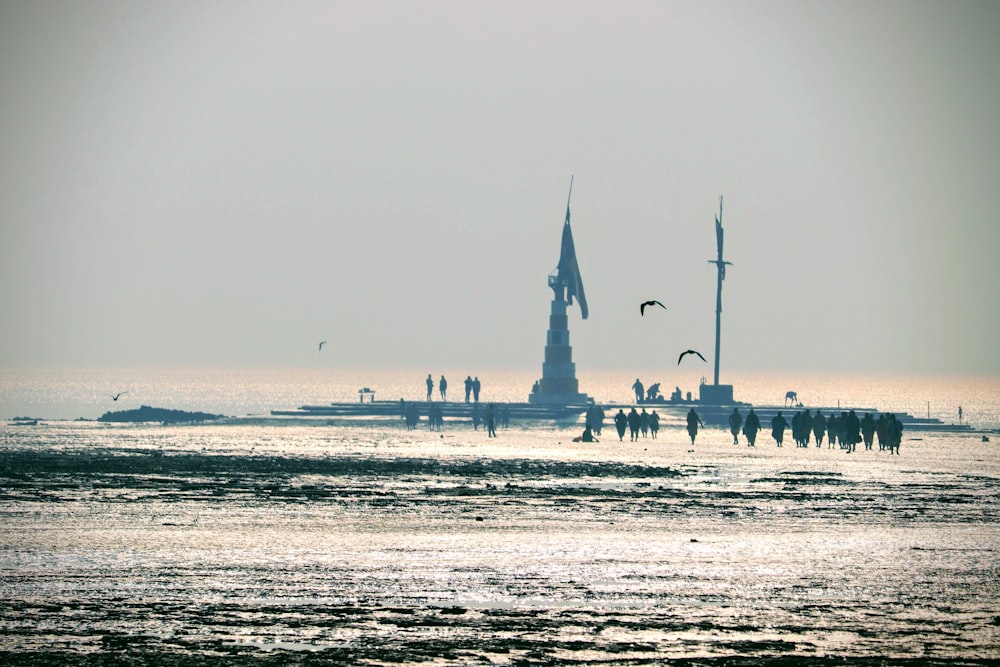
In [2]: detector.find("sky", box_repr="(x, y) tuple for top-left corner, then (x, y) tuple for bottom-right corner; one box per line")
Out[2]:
(1, 0), (998, 377)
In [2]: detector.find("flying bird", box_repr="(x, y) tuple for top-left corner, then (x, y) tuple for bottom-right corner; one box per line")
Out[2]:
(110, 392), (128, 401)
(318, 341), (327, 351)
(640, 300), (667, 316)
(677, 349), (707, 365)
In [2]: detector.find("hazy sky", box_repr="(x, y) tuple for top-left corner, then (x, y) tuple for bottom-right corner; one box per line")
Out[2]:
(2, 0), (997, 376)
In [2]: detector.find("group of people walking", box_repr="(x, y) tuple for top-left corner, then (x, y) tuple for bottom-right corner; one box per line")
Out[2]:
(611, 407), (663, 441)
(424, 375), (483, 403)
(607, 406), (704, 444)
(727, 407), (903, 454)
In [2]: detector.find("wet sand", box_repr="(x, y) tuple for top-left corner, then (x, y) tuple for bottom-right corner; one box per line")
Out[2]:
(1, 422), (998, 665)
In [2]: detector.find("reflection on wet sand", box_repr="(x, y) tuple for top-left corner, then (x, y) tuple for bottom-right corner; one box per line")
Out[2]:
(1, 422), (998, 665)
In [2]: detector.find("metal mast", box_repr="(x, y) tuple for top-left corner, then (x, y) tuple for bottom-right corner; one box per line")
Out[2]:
(708, 196), (731, 386)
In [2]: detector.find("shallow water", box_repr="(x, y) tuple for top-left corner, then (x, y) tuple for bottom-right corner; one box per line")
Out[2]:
(2, 416), (998, 664)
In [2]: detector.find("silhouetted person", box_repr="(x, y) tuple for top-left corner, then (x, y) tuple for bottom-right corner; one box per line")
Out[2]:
(486, 403), (496, 437)
(472, 403), (481, 431)
(429, 403), (443, 431)
(812, 410), (827, 447)
(464, 376), (473, 403)
(837, 412), (849, 449)
(586, 403), (604, 436)
(627, 407), (641, 442)
(646, 383), (661, 401)
(632, 378), (644, 403)
(686, 408), (703, 445)
(860, 412), (876, 450)
(439, 375), (448, 401)
(844, 410), (861, 453)
(887, 413), (902, 454)
(472, 377), (481, 402)
(650, 411), (660, 439)
(579, 425), (596, 442)
(795, 409), (812, 447)
(500, 404), (510, 430)
(405, 402), (420, 429)
(640, 408), (650, 438)
(426, 374), (433, 401)
(771, 411), (788, 447)
(826, 413), (839, 448)
(876, 413), (889, 450)
(614, 409), (628, 442)
(743, 408), (761, 446)
(729, 408), (742, 445)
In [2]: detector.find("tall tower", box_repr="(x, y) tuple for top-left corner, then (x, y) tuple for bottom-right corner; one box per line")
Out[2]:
(528, 178), (591, 405)
(700, 195), (735, 404)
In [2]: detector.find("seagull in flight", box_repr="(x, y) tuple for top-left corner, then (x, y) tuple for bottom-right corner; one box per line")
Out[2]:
(640, 300), (667, 316)
(318, 341), (327, 351)
(677, 349), (707, 365)
(110, 391), (128, 401)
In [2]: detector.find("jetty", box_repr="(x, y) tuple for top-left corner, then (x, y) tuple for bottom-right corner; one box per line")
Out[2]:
(266, 398), (973, 433)
(270, 401), (585, 423)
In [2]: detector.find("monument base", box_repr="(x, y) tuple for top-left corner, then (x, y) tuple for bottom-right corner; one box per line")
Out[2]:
(528, 390), (592, 406)
(699, 384), (734, 405)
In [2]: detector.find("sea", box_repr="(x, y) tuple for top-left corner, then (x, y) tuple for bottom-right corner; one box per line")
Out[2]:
(1, 368), (998, 666)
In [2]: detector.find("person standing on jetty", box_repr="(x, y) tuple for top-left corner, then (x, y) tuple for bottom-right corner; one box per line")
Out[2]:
(439, 375), (448, 401)
(743, 408), (761, 446)
(729, 408), (743, 445)
(426, 374), (433, 401)
(771, 411), (788, 447)
(472, 377), (481, 402)
(686, 408), (703, 445)
(632, 378), (644, 403)
(464, 376), (473, 403)
(614, 409), (628, 442)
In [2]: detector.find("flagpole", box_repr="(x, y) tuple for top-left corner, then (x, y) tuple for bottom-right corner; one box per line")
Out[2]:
(566, 175), (574, 220)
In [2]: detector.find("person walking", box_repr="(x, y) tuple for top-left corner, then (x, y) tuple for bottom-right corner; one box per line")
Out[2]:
(744, 408), (761, 447)
(686, 408), (703, 445)
(844, 409), (861, 453)
(728, 408), (743, 445)
(860, 412), (876, 450)
(485, 403), (496, 438)
(812, 410), (827, 447)
(627, 407), (641, 442)
(614, 409), (628, 442)
(771, 411), (788, 447)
